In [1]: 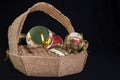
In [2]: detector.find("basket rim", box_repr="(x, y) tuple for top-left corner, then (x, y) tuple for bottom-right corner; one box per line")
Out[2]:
(8, 50), (87, 57)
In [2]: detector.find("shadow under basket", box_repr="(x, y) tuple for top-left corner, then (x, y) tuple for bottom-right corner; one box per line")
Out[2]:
(7, 2), (88, 77)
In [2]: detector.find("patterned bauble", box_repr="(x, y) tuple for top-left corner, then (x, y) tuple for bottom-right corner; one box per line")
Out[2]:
(51, 33), (63, 48)
(26, 26), (53, 48)
(49, 48), (67, 56)
(64, 32), (84, 53)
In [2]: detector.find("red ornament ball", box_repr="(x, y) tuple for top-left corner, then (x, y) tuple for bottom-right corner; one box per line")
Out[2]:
(51, 33), (63, 48)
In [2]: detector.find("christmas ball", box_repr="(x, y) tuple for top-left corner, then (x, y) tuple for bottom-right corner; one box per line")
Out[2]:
(49, 48), (67, 56)
(26, 26), (53, 48)
(64, 32), (84, 53)
(51, 33), (63, 48)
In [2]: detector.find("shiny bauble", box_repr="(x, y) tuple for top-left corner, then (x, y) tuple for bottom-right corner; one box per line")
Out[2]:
(51, 33), (63, 48)
(26, 26), (53, 48)
(64, 32), (84, 53)
(49, 48), (67, 56)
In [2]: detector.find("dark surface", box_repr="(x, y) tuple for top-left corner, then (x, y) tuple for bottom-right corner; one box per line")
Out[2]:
(0, 0), (120, 80)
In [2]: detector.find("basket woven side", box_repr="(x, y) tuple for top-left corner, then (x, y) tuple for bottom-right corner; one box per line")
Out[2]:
(8, 51), (88, 77)
(8, 54), (26, 74)
(58, 51), (88, 76)
(22, 56), (60, 76)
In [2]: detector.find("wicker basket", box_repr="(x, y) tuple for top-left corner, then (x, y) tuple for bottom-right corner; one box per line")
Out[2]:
(7, 2), (88, 77)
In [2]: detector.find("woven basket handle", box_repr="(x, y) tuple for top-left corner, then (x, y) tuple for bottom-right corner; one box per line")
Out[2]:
(8, 2), (75, 54)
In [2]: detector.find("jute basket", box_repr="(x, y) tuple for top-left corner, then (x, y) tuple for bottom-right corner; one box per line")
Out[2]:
(7, 2), (88, 77)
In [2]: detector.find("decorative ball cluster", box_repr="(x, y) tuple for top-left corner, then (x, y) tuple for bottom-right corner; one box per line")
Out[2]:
(19, 25), (86, 56)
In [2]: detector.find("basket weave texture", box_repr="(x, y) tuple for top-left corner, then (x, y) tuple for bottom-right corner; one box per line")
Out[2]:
(8, 2), (88, 77)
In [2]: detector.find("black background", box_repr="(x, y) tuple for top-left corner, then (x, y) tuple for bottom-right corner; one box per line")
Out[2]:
(0, 0), (120, 80)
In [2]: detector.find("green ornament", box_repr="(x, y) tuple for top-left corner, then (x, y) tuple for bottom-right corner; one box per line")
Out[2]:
(26, 26), (53, 48)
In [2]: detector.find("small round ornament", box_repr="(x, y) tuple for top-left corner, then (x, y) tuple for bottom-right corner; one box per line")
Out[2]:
(49, 48), (67, 56)
(51, 33), (63, 48)
(26, 26), (53, 48)
(64, 32), (84, 53)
